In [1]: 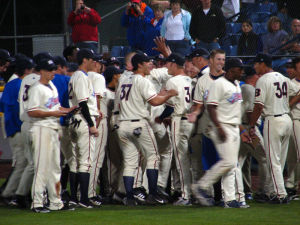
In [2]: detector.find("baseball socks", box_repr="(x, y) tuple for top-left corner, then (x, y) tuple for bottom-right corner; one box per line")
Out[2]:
(78, 172), (91, 208)
(123, 176), (134, 199)
(146, 169), (158, 195)
(69, 172), (78, 204)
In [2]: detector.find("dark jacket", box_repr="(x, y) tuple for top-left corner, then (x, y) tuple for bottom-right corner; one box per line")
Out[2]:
(189, 5), (226, 43)
(237, 31), (263, 56)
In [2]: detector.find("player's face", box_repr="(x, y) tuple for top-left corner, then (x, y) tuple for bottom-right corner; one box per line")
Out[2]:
(165, 62), (174, 75)
(254, 62), (264, 75)
(43, 70), (55, 81)
(184, 61), (199, 78)
(231, 67), (244, 81)
(210, 53), (225, 73)
(286, 67), (296, 79)
(0, 61), (9, 72)
(86, 58), (95, 71)
(294, 62), (300, 76)
(141, 61), (151, 75)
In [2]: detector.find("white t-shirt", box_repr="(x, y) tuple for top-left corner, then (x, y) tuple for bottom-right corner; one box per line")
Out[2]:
(118, 74), (157, 120)
(290, 78), (300, 120)
(164, 12), (184, 40)
(26, 81), (61, 129)
(255, 72), (300, 117)
(19, 73), (40, 122)
(69, 70), (98, 117)
(206, 76), (242, 125)
(166, 75), (193, 116)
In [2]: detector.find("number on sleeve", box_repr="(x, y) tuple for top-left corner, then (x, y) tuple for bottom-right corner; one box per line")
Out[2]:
(255, 88), (261, 97)
(23, 85), (30, 101)
(184, 87), (191, 103)
(120, 84), (132, 101)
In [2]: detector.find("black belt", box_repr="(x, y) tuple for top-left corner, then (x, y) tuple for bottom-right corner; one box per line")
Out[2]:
(131, 119), (140, 122)
(113, 111), (119, 115)
(274, 114), (283, 117)
(181, 117), (188, 120)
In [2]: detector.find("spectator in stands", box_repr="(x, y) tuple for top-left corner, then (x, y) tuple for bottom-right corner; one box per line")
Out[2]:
(121, 0), (154, 51)
(190, 0), (226, 52)
(276, 2), (292, 34)
(263, 16), (288, 55)
(67, 0), (101, 53)
(160, 0), (192, 56)
(143, 4), (165, 56)
(237, 20), (263, 56)
(63, 45), (79, 63)
(284, 19), (300, 55)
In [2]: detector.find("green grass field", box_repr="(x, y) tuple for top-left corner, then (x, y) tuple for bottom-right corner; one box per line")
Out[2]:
(0, 201), (299, 225)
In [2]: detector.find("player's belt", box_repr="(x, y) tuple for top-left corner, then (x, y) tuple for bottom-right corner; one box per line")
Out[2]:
(181, 117), (188, 120)
(274, 114), (284, 117)
(113, 111), (119, 115)
(131, 119), (140, 122)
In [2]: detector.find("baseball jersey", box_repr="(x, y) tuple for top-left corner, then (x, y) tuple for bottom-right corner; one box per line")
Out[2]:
(88, 71), (106, 97)
(147, 67), (171, 92)
(69, 70), (98, 116)
(255, 72), (300, 117)
(166, 75), (193, 116)
(118, 74), (157, 120)
(19, 73), (40, 122)
(290, 78), (300, 120)
(206, 76), (242, 125)
(25, 81), (61, 129)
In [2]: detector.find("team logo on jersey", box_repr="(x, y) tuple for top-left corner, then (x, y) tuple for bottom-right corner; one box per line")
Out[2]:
(227, 93), (242, 104)
(45, 97), (59, 109)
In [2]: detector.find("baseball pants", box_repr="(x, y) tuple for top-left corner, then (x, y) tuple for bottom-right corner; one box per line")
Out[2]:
(263, 114), (292, 198)
(198, 123), (240, 202)
(31, 125), (63, 210)
(171, 116), (194, 199)
(89, 118), (108, 198)
(190, 133), (204, 183)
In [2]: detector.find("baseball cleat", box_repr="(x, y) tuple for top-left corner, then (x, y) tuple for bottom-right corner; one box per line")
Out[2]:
(173, 197), (192, 206)
(192, 184), (215, 207)
(245, 193), (253, 200)
(253, 193), (269, 203)
(122, 197), (138, 206)
(78, 201), (94, 208)
(32, 207), (51, 213)
(268, 196), (289, 204)
(239, 201), (250, 208)
(112, 192), (126, 204)
(133, 187), (147, 203)
(89, 196), (102, 207)
(146, 194), (166, 205)
(224, 200), (240, 208)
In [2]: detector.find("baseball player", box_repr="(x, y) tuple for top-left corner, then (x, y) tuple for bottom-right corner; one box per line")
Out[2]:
(155, 53), (194, 205)
(116, 53), (177, 206)
(68, 48), (99, 208)
(249, 53), (300, 203)
(193, 58), (250, 208)
(0, 49), (13, 73)
(25, 59), (74, 212)
(0, 56), (34, 207)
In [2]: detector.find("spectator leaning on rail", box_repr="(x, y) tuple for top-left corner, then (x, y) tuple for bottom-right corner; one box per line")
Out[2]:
(189, 0), (226, 52)
(160, 0), (192, 56)
(121, 0), (154, 51)
(67, 0), (101, 53)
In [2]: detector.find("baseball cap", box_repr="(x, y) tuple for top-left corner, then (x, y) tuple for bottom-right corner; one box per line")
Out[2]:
(15, 56), (35, 71)
(253, 53), (272, 66)
(94, 54), (107, 64)
(188, 48), (210, 59)
(33, 52), (53, 66)
(53, 56), (67, 67)
(131, 0), (141, 3)
(224, 58), (246, 72)
(131, 53), (150, 68)
(67, 62), (79, 72)
(0, 49), (13, 62)
(103, 66), (124, 84)
(166, 53), (185, 66)
(77, 48), (96, 63)
(284, 58), (294, 68)
(36, 59), (57, 71)
(106, 57), (120, 66)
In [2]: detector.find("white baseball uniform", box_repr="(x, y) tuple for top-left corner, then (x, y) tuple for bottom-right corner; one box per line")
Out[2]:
(166, 75), (194, 200)
(87, 71), (108, 198)
(254, 72), (300, 198)
(198, 76), (242, 203)
(25, 81), (63, 210)
(68, 70), (98, 173)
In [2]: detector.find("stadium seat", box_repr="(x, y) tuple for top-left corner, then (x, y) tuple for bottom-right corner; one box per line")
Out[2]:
(251, 12), (271, 23)
(226, 23), (233, 34)
(257, 3), (272, 13)
(232, 23), (242, 34)
(111, 46), (123, 57)
(231, 45), (238, 56)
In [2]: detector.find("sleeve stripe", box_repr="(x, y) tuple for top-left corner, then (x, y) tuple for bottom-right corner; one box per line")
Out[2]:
(254, 101), (264, 106)
(193, 99), (203, 104)
(27, 107), (39, 112)
(78, 98), (89, 103)
(147, 94), (157, 102)
(206, 101), (218, 105)
(166, 102), (174, 107)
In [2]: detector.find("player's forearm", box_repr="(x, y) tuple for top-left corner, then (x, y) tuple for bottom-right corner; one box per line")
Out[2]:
(28, 110), (58, 118)
(190, 103), (203, 117)
(150, 91), (176, 106)
(249, 103), (263, 127)
(207, 105), (221, 128)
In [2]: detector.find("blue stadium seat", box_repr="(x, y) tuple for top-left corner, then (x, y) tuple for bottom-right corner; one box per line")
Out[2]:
(251, 12), (271, 23)
(252, 23), (260, 34)
(221, 45), (237, 56)
(232, 23), (242, 34)
(111, 46), (123, 57)
(231, 45), (238, 56)
(269, 2), (278, 14)
(226, 23), (233, 34)
(257, 3), (272, 13)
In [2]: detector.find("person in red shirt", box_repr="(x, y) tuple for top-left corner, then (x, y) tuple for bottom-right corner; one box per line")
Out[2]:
(67, 0), (101, 53)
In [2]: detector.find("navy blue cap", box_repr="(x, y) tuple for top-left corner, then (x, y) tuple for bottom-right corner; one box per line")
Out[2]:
(106, 57), (120, 66)
(225, 58), (246, 71)
(36, 59), (57, 71)
(132, 53), (150, 68)
(53, 56), (67, 67)
(33, 52), (53, 66)
(77, 48), (96, 63)
(166, 53), (185, 66)
(189, 48), (210, 59)
(0, 49), (13, 62)
(94, 54), (107, 64)
(103, 66), (124, 84)
(253, 53), (272, 66)
(15, 56), (35, 71)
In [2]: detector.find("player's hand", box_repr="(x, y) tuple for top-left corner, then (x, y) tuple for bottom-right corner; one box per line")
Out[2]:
(155, 116), (162, 124)
(153, 37), (172, 57)
(89, 126), (99, 137)
(187, 112), (197, 123)
(217, 126), (226, 142)
(241, 130), (252, 144)
(162, 117), (171, 127)
(249, 127), (256, 138)
(52, 110), (68, 117)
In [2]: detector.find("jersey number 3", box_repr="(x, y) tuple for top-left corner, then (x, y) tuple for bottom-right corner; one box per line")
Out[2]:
(22, 85), (30, 101)
(120, 84), (132, 101)
(274, 82), (287, 98)
(184, 87), (191, 103)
